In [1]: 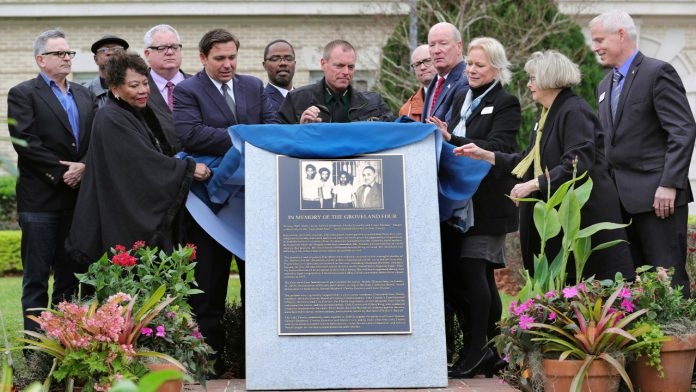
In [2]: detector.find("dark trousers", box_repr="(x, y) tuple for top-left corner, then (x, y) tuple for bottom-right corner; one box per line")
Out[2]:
(19, 210), (81, 332)
(185, 214), (244, 364)
(623, 204), (690, 296)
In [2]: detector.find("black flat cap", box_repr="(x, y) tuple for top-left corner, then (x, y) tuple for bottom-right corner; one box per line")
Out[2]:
(91, 35), (129, 54)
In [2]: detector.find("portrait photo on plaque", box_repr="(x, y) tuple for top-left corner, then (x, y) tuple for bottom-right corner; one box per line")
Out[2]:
(299, 159), (384, 210)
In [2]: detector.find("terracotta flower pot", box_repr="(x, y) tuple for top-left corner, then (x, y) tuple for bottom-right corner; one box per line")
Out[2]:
(147, 363), (184, 392)
(543, 358), (621, 392)
(630, 334), (696, 392)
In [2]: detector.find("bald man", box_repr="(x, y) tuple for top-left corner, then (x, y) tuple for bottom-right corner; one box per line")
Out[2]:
(399, 44), (437, 122)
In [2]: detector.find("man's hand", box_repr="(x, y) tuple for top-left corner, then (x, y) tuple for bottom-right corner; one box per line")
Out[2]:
(59, 160), (85, 189)
(301, 106), (323, 124)
(653, 186), (676, 219)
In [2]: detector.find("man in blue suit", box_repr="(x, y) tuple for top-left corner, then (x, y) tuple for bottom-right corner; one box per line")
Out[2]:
(422, 22), (469, 123)
(262, 39), (295, 114)
(173, 28), (274, 375)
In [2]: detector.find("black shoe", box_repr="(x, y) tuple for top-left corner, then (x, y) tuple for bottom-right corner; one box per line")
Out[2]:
(484, 356), (507, 378)
(448, 348), (495, 379)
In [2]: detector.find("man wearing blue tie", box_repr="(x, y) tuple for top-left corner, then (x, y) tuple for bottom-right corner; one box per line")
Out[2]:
(173, 28), (275, 376)
(591, 10), (696, 294)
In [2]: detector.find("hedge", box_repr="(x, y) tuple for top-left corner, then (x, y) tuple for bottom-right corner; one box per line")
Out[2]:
(0, 176), (17, 227)
(0, 230), (21, 275)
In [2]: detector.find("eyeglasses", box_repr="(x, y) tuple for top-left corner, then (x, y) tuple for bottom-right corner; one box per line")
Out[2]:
(410, 58), (432, 69)
(42, 51), (76, 59)
(528, 76), (537, 83)
(148, 44), (183, 53)
(265, 55), (295, 63)
(96, 46), (124, 54)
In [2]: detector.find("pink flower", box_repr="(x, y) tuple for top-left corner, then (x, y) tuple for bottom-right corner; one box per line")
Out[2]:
(141, 327), (153, 336)
(519, 315), (534, 330)
(548, 312), (556, 321)
(621, 299), (635, 312)
(193, 329), (203, 339)
(562, 286), (578, 299)
(186, 243), (197, 261)
(156, 325), (166, 337)
(113, 244), (127, 253)
(132, 240), (146, 250)
(544, 290), (556, 299)
(618, 287), (632, 299)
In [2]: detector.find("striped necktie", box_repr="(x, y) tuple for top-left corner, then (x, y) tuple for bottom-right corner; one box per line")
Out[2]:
(611, 70), (623, 121)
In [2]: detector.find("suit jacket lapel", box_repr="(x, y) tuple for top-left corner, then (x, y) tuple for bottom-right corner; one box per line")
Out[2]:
(200, 72), (237, 124)
(232, 75), (245, 124)
(146, 73), (169, 112)
(613, 53), (642, 127)
(34, 77), (73, 137)
(71, 82), (93, 151)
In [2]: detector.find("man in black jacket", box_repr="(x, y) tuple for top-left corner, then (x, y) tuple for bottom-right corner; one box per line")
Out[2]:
(277, 40), (392, 124)
(8, 29), (97, 332)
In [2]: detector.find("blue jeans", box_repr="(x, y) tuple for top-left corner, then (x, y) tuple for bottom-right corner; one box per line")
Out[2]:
(19, 211), (81, 332)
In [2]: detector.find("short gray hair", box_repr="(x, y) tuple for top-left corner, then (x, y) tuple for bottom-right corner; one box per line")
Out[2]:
(34, 29), (65, 57)
(524, 50), (581, 89)
(144, 24), (181, 48)
(589, 10), (637, 42)
(467, 37), (512, 86)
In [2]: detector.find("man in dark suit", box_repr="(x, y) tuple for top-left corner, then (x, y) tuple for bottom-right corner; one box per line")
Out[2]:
(144, 24), (189, 153)
(173, 28), (274, 375)
(422, 22), (469, 122)
(7, 29), (97, 332)
(355, 166), (383, 209)
(262, 39), (295, 114)
(590, 10), (696, 293)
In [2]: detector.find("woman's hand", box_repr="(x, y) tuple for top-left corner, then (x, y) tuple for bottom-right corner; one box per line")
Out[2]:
(194, 163), (212, 181)
(426, 116), (450, 141)
(452, 143), (495, 164)
(509, 179), (539, 206)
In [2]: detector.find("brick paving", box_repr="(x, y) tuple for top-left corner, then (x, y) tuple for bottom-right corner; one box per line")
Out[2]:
(187, 378), (519, 392)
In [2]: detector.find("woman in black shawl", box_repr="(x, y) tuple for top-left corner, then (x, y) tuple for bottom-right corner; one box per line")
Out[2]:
(68, 52), (210, 263)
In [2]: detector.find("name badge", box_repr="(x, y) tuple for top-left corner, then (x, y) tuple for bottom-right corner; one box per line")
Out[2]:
(481, 106), (494, 115)
(599, 92), (606, 103)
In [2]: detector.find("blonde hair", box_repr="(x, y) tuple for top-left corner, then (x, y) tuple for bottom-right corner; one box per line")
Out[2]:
(467, 37), (512, 85)
(524, 50), (581, 89)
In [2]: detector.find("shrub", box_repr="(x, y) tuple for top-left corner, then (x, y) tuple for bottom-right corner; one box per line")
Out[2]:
(0, 230), (21, 275)
(0, 176), (17, 229)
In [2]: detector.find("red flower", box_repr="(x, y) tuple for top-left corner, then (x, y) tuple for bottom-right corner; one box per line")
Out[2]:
(132, 240), (146, 251)
(113, 244), (127, 254)
(185, 243), (197, 261)
(111, 252), (137, 267)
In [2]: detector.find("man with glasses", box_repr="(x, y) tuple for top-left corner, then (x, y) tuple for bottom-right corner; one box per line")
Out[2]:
(144, 24), (189, 153)
(262, 39), (296, 114)
(85, 34), (128, 107)
(399, 44), (437, 122)
(277, 39), (392, 124)
(7, 29), (97, 333)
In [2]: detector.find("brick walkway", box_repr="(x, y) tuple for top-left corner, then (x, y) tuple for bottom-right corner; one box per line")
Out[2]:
(188, 378), (519, 392)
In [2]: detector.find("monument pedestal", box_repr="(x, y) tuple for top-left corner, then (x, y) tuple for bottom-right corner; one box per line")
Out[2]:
(244, 133), (447, 390)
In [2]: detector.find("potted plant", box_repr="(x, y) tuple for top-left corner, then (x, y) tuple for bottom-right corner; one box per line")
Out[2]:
(75, 242), (214, 386)
(498, 278), (662, 392)
(624, 266), (696, 391)
(17, 285), (184, 392)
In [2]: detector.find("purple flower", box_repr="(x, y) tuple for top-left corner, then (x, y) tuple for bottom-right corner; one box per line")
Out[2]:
(618, 287), (632, 299)
(193, 329), (203, 339)
(548, 312), (556, 321)
(167, 311), (176, 319)
(156, 325), (166, 337)
(140, 327), (153, 337)
(519, 315), (534, 330)
(544, 290), (556, 299)
(562, 286), (578, 299)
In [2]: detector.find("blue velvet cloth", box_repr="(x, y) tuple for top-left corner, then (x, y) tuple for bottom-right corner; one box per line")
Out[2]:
(184, 121), (491, 258)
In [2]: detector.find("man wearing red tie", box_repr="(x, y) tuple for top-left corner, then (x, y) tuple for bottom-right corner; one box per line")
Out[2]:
(422, 22), (469, 122)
